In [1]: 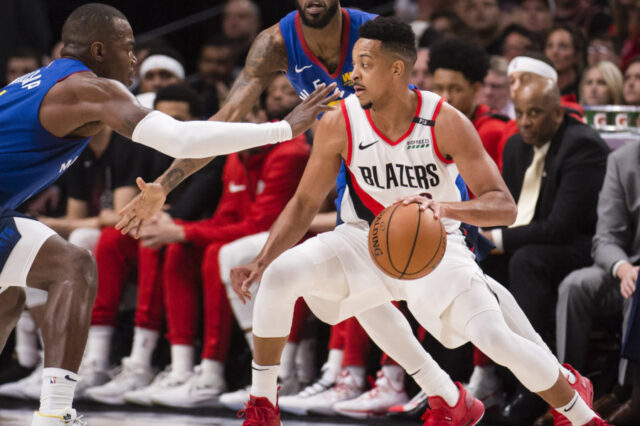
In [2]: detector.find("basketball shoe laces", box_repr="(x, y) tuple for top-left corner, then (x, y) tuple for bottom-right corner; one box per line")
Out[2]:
(420, 406), (453, 426)
(237, 399), (274, 425)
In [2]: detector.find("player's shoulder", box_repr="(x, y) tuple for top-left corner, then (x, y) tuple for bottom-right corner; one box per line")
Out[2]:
(245, 24), (287, 73)
(56, 72), (132, 103)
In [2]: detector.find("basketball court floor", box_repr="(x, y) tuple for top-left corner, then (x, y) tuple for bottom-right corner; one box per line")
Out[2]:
(0, 398), (407, 425)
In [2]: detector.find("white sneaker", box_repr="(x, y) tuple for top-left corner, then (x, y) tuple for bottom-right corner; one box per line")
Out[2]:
(388, 390), (428, 417)
(124, 368), (193, 406)
(84, 357), (154, 405)
(31, 407), (86, 425)
(305, 369), (364, 416)
(150, 366), (226, 408)
(279, 378), (336, 415)
(219, 385), (251, 411)
(333, 369), (409, 418)
(75, 359), (110, 399)
(464, 366), (505, 409)
(0, 361), (43, 400)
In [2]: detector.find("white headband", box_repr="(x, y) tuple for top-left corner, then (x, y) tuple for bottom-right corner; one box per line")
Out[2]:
(140, 54), (185, 79)
(507, 56), (558, 82)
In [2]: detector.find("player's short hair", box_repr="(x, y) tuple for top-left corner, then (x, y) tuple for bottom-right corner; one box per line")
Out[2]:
(154, 84), (204, 118)
(359, 17), (417, 65)
(62, 3), (128, 45)
(428, 37), (489, 84)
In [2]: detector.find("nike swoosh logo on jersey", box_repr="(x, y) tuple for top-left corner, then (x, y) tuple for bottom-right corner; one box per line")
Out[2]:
(229, 183), (246, 193)
(358, 140), (379, 150)
(294, 64), (313, 73)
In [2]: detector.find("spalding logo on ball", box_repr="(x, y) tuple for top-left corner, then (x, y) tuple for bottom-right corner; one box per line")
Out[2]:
(368, 203), (446, 280)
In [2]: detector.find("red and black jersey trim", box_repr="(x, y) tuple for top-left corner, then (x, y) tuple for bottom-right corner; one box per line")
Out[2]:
(345, 168), (384, 224)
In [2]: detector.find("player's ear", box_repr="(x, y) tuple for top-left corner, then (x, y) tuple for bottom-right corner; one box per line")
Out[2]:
(392, 59), (405, 78)
(90, 41), (106, 63)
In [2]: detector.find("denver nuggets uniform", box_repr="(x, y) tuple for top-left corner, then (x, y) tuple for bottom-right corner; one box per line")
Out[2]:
(280, 7), (376, 217)
(0, 59), (92, 292)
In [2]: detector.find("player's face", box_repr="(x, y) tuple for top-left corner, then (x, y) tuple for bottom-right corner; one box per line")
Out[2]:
(351, 39), (396, 110)
(431, 69), (478, 118)
(295, 0), (340, 29)
(513, 86), (562, 146)
(265, 74), (300, 120)
(102, 18), (137, 86)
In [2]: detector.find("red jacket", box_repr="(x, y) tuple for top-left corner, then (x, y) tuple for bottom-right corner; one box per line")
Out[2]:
(180, 135), (309, 247)
(472, 104), (510, 171)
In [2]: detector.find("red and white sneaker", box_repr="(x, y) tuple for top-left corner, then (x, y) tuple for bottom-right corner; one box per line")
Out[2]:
(237, 395), (282, 426)
(551, 364), (594, 426)
(333, 369), (409, 418)
(422, 382), (485, 426)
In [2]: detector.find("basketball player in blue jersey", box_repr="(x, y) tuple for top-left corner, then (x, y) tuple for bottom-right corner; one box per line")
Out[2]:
(0, 3), (334, 424)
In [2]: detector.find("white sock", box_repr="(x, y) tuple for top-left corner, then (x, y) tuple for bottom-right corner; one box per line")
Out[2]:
(170, 345), (194, 375)
(279, 342), (297, 379)
(559, 365), (577, 384)
(130, 327), (159, 367)
(411, 362), (459, 407)
(382, 365), (405, 390)
(555, 390), (596, 425)
(244, 331), (255, 351)
(251, 361), (279, 406)
(295, 338), (316, 384)
(320, 349), (343, 384)
(85, 326), (113, 370)
(202, 358), (224, 378)
(15, 311), (39, 368)
(345, 366), (365, 388)
(39, 368), (79, 415)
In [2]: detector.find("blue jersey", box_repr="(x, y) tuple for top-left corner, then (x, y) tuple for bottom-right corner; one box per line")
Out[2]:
(280, 8), (376, 219)
(0, 59), (92, 210)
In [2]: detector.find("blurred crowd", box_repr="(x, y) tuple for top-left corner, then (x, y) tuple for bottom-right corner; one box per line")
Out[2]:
(0, 0), (639, 425)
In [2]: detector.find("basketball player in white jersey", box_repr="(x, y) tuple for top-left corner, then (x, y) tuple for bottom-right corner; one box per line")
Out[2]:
(231, 17), (609, 426)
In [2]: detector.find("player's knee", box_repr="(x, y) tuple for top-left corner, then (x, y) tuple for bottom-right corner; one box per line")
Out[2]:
(261, 253), (310, 302)
(467, 318), (513, 364)
(64, 244), (98, 296)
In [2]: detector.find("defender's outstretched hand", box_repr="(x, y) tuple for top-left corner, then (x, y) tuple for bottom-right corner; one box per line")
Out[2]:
(285, 82), (340, 136)
(116, 177), (166, 237)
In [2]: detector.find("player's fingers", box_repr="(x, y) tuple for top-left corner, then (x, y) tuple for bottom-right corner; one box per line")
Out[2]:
(323, 91), (341, 105)
(136, 177), (147, 191)
(305, 83), (327, 102)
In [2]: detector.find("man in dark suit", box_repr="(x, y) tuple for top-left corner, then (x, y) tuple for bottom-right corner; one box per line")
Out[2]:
(480, 77), (610, 423)
(556, 141), (640, 424)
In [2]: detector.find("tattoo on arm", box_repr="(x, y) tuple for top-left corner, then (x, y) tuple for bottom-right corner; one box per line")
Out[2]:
(157, 158), (206, 192)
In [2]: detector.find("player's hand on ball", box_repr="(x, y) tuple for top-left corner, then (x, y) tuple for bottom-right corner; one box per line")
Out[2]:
(116, 177), (166, 237)
(230, 262), (264, 304)
(284, 82), (340, 137)
(394, 195), (443, 219)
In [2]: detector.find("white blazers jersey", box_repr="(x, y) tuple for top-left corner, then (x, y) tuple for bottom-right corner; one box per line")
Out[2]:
(339, 90), (466, 233)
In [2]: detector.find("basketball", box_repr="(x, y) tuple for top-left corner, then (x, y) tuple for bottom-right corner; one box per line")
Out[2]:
(368, 202), (446, 280)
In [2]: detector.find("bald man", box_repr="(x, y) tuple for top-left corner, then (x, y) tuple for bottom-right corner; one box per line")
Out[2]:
(0, 3), (334, 424)
(480, 78), (610, 423)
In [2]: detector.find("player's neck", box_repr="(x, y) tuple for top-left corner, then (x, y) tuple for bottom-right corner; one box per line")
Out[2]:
(368, 88), (417, 141)
(300, 10), (343, 62)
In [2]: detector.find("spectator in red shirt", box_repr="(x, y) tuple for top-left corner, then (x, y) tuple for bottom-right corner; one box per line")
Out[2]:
(429, 38), (510, 171)
(125, 74), (311, 409)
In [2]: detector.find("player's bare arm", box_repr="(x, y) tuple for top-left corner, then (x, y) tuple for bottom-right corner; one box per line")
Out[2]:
(399, 103), (517, 227)
(230, 108), (347, 303)
(149, 25), (289, 198)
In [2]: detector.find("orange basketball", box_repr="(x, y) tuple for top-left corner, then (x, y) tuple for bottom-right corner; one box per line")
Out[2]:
(368, 202), (446, 280)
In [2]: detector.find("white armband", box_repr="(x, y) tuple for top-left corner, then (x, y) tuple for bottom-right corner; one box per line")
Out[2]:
(131, 111), (293, 159)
